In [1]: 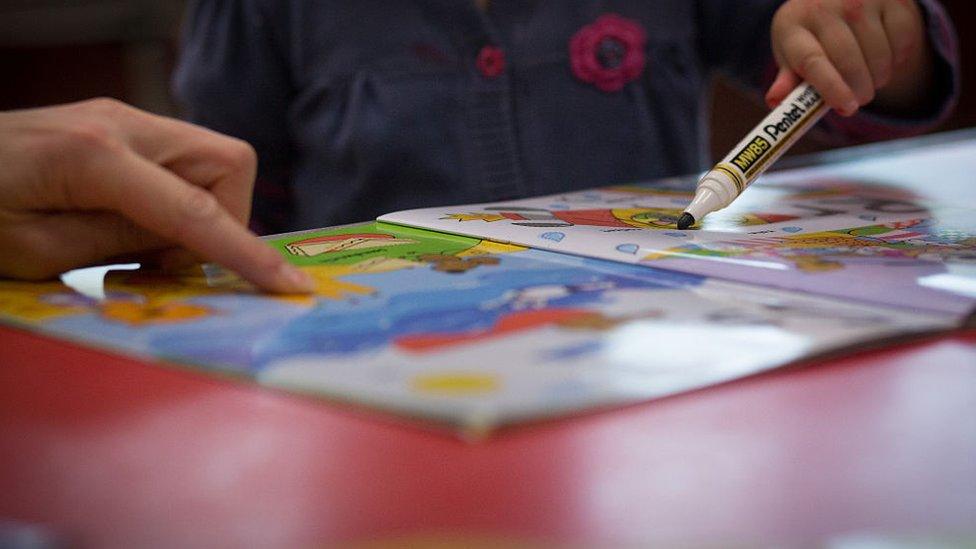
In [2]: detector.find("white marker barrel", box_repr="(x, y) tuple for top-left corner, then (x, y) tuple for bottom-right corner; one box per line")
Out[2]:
(682, 83), (827, 225)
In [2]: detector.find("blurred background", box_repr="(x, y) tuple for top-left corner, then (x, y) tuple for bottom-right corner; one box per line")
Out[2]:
(0, 0), (972, 161)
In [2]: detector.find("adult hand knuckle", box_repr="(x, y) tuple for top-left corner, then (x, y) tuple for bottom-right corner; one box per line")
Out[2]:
(179, 186), (221, 222)
(75, 122), (116, 149)
(203, 138), (257, 185)
(82, 97), (130, 117)
(225, 139), (257, 173)
(58, 121), (123, 158)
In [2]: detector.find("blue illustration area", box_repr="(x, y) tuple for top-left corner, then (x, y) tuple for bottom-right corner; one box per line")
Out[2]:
(251, 250), (702, 370)
(45, 294), (312, 372)
(41, 249), (704, 374)
(543, 340), (604, 361)
(149, 296), (310, 368)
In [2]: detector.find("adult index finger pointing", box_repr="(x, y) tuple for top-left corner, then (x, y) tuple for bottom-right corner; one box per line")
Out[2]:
(83, 148), (313, 293)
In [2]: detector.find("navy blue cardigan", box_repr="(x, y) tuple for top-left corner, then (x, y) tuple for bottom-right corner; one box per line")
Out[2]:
(174, 1), (958, 232)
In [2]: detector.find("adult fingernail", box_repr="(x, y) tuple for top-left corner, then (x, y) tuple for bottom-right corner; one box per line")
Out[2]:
(844, 99), (859, 115)
(278, 263), (315, 293)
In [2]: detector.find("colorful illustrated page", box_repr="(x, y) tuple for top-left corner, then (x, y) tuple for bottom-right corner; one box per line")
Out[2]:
(0, 223), (950, 433)
(380, 138), (976, 317)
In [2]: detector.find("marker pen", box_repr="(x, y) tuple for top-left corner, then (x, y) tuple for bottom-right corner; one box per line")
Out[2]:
(677, 82), (828, 230)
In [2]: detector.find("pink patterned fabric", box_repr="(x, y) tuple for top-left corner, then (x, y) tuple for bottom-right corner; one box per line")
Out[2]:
(569, 14), (647, 93)
(476, 45), (506, 78)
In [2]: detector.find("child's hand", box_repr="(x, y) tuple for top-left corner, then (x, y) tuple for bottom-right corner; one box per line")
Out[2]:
(766, 0), (933, 116)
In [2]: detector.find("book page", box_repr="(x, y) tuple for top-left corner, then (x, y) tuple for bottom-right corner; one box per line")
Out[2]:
(0, 222), (952, 434)
(380, 137), (976, 318)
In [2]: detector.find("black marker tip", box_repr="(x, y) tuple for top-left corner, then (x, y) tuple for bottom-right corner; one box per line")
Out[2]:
(676, 212), (695, 230)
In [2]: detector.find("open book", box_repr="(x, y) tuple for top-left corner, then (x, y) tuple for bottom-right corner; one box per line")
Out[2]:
(1, 133), (974, 435)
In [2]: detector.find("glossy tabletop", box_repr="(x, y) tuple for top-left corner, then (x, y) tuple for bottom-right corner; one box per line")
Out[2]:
(2, 324), (975, 547)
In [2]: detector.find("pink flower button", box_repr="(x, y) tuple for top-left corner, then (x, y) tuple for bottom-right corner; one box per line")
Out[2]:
(570, 14), (647, 92)
(476, 45), (506, 78)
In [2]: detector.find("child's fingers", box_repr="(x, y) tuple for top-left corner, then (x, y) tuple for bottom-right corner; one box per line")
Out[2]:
(881, 0), (922, 67)
(848, 9), (894, 90)
(779, 27), (859, 115)
(812, 14), (875, 106)
(766, 66), (802, 108)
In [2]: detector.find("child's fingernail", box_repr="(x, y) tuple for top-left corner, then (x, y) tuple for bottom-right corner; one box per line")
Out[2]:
(844, 100), (859, 115)
(278, 263), (315, 292)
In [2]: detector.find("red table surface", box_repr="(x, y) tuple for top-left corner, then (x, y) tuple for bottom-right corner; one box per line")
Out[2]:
(1, 324), (975, 548)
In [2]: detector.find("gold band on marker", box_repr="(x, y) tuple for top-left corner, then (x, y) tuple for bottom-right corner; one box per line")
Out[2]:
(714, 163), (745, 194)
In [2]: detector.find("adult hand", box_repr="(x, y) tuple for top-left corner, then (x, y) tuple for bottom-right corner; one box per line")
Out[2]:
(0, 99), (314, 293)
(767, 0), (934, 116)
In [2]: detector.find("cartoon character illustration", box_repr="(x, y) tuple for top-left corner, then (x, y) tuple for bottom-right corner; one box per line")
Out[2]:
(442, 206), (684, 228)
(485, 281), (617, 310)
(554, 310), (662, 330)
(603, 185), (695, 198)
(443, 206), (796, 229)
(99, 301), (212, 326)
(455, 240), (527, 256)
(285, 233), (417, 257)
(394, 308), (605, 353)
(784, 256), (845, 272)
(642, 219), (976, 272)
(394, 308), (659, 354)
(0, 269), (225, 327)
(419, 254), (501, 274)
(0, 280), (92, 323)
(780, 180), (923, 203)
(735, 213), (801, 225)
